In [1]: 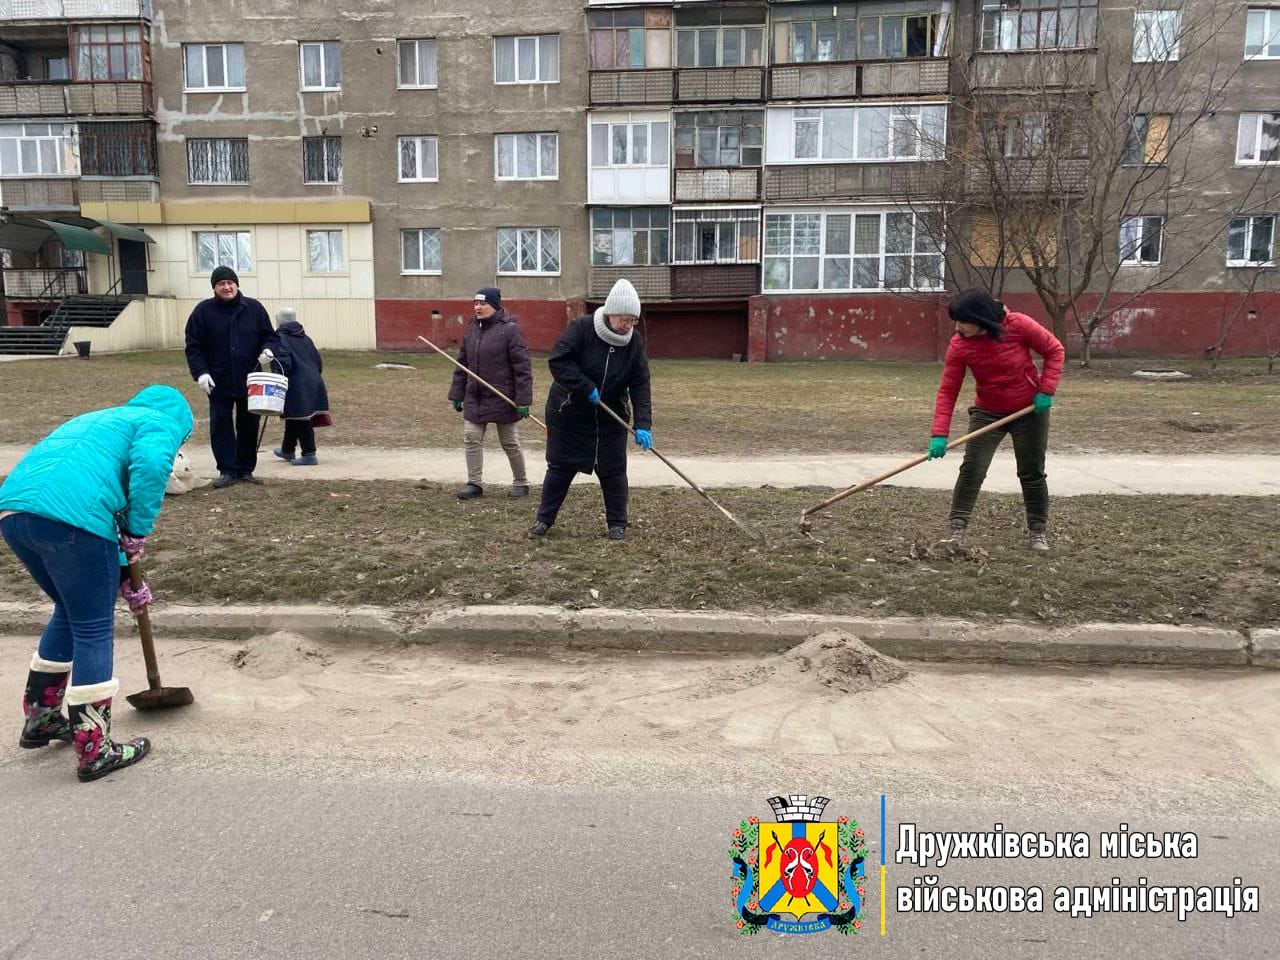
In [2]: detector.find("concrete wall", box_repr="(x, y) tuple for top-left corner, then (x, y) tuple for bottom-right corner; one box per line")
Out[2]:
(60, 296), (183, 354)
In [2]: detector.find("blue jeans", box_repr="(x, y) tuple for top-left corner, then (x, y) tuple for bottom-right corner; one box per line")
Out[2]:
(1, 512), (118, 685)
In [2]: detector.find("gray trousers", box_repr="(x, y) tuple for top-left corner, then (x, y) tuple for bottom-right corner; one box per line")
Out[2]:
(463, 420), (528, 486)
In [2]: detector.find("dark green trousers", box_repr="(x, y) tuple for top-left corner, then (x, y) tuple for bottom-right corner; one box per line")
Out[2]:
(949, 407), (1050, 531)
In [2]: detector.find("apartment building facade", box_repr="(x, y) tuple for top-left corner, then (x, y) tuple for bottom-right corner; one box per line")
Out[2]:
(1, 0), (1276, 360)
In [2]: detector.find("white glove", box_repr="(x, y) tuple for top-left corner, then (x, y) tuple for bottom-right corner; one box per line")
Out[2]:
(258, 349), (274, 365)
(197, 374), (215, 396)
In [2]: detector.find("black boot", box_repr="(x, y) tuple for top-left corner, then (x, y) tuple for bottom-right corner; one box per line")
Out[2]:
(19, 653), (72, 749)
(456, 483), (484, 500)
(212, 472), (238, 489)
(66, 680), (150, 783)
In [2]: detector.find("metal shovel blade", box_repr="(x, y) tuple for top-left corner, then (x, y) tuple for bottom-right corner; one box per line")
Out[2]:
(126, 685), (195, 711)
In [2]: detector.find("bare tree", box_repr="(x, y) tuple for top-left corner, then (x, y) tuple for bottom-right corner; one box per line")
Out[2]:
(896, 0), (1280, 365)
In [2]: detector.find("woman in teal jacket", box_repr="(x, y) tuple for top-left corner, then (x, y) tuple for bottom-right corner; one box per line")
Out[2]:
(0, 384), (193, 783)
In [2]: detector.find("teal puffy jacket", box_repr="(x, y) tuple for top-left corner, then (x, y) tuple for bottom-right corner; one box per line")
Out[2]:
(0, 385), (193, 543)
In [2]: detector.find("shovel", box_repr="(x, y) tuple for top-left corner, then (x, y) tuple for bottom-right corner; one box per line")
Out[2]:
(124, 560), (195, 711)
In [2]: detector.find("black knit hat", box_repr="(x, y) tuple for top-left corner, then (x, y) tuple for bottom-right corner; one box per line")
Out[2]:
(474, 286), (501, 309)
(210, 265), (239, 288)
(948, 288), (1005, 337)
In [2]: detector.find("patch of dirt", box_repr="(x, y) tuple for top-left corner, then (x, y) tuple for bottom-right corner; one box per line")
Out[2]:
(768, 630), (909, 694)
(906, 537), (991, 564)
(1165, 419), (1237, 434)
(230, 631), (335, 679)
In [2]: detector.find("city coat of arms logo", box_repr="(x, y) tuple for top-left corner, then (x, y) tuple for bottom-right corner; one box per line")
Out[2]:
(729, 794), (868, 936)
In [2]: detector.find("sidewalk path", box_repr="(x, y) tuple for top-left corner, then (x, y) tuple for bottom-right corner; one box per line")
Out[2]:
(5, 443), (1275, 495)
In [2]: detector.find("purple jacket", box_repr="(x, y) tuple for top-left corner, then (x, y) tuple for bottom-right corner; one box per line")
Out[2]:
(447, 309), (534, 424)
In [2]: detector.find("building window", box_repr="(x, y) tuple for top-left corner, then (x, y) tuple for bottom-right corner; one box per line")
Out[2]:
(769, 104), (946, 163)
(590, 119), (670, 167)
(195, 230), (252, 274)
(184, 43), (245, 91)
(762, 209), (944, 292)
(398, 136), (439, 181)
(401, 228), (442, 274)
(591, 209), (670, 266)
(300, 41), (341, 90)
(589, 10), (671, 69)
(497, 227), (560, 275)
(1001, 112), (1047, 158)
(1237, 113), (1280, 164)
(675, 24), (764, 68)
(1133, 10), (1180, 62)
(979, 0), (1097, 52)
(494, 132), (558, 180)
(1227, 215), (1276, 266)
(1246, 8), (1280, 59)
(672, 208), (760, 264)
(0, 123), (76, 176)
(80, 121), (156, 177)
(398, 38), (438, 88)
(1122, 114), (1170, 166)
(186, 137), (249, 184)
(1118, 216), (1164, 265)
(303, 136), (342, 183)
(306, 229), (344, 273)
(494, 34), (559, 84)
(675, 111), (764, 167)
(775, 2), (951, 63)
(43, 56), (69, 80)
(71, 24), (145, 81)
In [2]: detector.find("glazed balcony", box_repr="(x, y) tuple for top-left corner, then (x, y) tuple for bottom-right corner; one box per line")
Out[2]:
(0, 81), (153, 118)
(769, 58), (949, 101)
(674, 66), (764, 104)
(589, 69), (674, 107)
(673, 167), (760, 203)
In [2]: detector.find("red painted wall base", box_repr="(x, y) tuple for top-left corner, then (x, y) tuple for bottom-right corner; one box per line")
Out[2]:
(375, 299), (585, 353)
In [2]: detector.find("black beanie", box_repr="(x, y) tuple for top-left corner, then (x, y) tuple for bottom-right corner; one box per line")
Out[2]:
(474, 286), (501, 309)
(948, 288), (1005, 337)
(210, 265), (239, 288)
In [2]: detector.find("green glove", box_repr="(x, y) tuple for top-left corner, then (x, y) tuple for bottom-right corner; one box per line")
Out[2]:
(1033, 392), (1054, 414)
(516, 405), (530, 418)
(451, 399), (462, 412)
(927, 436), (948, 460)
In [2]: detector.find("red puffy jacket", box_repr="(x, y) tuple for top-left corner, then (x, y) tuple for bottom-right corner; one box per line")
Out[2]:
(931, 312), (1065, 437)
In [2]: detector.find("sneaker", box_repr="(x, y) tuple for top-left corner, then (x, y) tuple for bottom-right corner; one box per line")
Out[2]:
(291, 454), (319, 466)
(212, 472), (238, 489)
(606, 525), (626, 541)
(456, 483), (484, 500)
(508, 484), (531, 498)
(273, 448), (295, 462)
(528, 521), (550, 538)
(1029, 530), (1050, 553)
(238, 473), (264, 486)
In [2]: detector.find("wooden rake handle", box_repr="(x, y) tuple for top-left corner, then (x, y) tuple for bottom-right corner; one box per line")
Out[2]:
(417, 334), (548, 433)
(800, 405), (1036, 520)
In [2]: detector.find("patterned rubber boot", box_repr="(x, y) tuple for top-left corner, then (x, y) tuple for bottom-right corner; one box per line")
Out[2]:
(66, 679), (151, 783)
(19, 653), (73, 748)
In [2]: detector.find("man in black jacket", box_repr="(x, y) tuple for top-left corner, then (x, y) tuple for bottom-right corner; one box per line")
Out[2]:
(184, 266), (274, 488)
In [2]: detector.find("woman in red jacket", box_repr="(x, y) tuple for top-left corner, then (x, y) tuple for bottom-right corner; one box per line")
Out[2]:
(927, 289), (1065, 552)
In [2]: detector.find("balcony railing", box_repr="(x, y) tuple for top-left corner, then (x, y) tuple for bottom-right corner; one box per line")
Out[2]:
(971, 50), (1097, 91)
(763, 162), (935, 202)
(671, 264), (758, 299)
(0, 81), (153, 118)
(589, 69), (674, 106)
(674, 167), (760, 203)
(0, 0), (150, 20)
(769, 58), (949, 100)
(674, 67), (764, 103)
(964, 157), (1089, 197)
(1, 268), (85, 299)
(0, 176), (157, 209)
(589, 265), (671, 301)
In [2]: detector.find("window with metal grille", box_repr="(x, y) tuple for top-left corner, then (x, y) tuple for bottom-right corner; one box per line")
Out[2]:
(1118, 216), (1163, 265)
(590, 208), (670, 266)
(79, 121), (156, 177)
(184, 43), (245, 91)
(762, 209), (944, 291)
(588, 10), (671, 69)
(497, 227), (560, 274)
(980, 0), (1097, 52)
(1226, 215), (1275, 266)
(71, 24), (145, 81)
(194, 230), (252, 273)
(300, 41), (341, 90)
(398, 39), (438, 87)
(494, 34), (559, 84)
(187, 138), (248, 184)
(401, 228), (442, 274)
(303, 137), (342, 183)
(398, 136), (439, 181)
(675, 111), (764, 167)
(672, 208), (760, 264)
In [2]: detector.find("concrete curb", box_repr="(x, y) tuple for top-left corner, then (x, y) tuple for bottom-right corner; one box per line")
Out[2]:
(0, 601), (1264, 668)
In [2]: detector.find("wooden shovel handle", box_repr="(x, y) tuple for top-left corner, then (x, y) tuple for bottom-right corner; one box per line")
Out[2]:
(126, 560), (162, 693)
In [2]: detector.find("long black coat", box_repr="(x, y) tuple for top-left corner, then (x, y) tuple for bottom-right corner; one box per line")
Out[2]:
(545, 311), (652, 475)
(267, 320), (330, 420)
(447, 309), (533, 424)
(184, 293), (273, 400)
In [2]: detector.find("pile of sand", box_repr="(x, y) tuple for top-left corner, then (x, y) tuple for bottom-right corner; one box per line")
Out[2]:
(769, 630), (908, 694)
(230, 631), (335, 680)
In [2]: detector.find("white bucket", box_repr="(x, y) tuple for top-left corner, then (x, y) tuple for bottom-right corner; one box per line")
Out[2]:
(247, 372), (288, 417)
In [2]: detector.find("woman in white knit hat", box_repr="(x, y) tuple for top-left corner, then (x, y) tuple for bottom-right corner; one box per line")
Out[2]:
(529, 278), (652, 540)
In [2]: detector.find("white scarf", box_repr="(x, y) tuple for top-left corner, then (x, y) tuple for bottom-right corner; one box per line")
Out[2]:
(593, 306), (633, 347)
